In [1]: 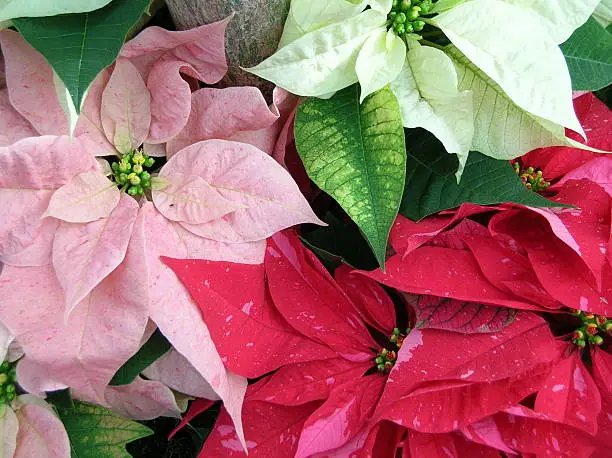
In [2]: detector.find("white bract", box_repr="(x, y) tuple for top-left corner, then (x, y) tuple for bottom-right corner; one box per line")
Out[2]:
(0, 0), (112, 23)
(248, 0), (604, 176)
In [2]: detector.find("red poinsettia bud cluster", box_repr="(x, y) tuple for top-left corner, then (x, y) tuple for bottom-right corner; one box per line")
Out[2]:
(164, 93), (612, 457)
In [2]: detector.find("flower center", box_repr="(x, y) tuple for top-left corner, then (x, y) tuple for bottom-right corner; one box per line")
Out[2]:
(512, 161), (551, 193)
(571, 311), (611, 347)
(375, 328), (409, 373)
(0, 361), (17, 405)
(388, 0), (433, 35)
(110, 150), (156, 196)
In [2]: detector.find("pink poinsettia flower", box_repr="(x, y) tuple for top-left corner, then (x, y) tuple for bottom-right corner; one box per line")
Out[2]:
(164, 230), (562, 457)
(0, 324), (70, 458)
(0, 19), (322, 445)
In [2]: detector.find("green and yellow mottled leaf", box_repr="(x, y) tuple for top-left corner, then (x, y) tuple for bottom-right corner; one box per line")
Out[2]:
(295, 84), (406, 267)
(56, 401), (152, 458)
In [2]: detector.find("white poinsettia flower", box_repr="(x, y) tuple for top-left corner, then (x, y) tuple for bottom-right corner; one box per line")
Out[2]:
(248, 0), (606, 174)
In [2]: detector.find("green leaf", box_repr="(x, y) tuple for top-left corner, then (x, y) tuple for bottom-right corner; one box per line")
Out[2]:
(561, 17), (612, 91)
(13, 0), (150, 112)
(400, 129), (566, 221)
(295, 84), (406, 267)
(110, 330), (171, 386)
(57, 401), (153, 458)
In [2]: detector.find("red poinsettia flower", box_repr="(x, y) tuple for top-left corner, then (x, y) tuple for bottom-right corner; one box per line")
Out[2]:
(165, 231), (565, 457)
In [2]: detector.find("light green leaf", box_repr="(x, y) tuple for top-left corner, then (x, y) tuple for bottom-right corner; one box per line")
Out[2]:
(13, 0), (150, 113)
(279, 0), (367, 48)
(401, 129), (566, 222)
(295, 84), (406, 267)
(368, 0), (392, 13)
(502, 0), (601, 44)
(56, 401), (152, 458)
(0, 0), (112, 22)
(561, 17), (612, 91)
(109, 330), (171, 386)
(594, 0), (612, 28)
(446, 46), (578, 160)
(435, 0), (584, 139)
(430, 0), (469, 14)
(390, 42), (473, 179)
(247, 9), (386, 97)
(356, 28), (406, 102)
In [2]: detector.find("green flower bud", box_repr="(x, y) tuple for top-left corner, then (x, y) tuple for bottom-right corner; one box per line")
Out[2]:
(592, 335), (604, 345)
(397, 12), (407, 23)
(144, 157), (155, 168)
(127, 186), (142, 196)
(396, 24), (406, 34)
(117, 173), (128, 185)
(404, 22), (414, 33)
(0, 362), (8, 372)
(392, 0), (399, 7)
(413, 20), (425, 32)
(133, 164), (143, 174)
(407, 7), (420, 21)
(6, 391), (15, 402)
(5, 385), (14, 394)
(129, 175), (141, 186)
(400, 0), (412, 12)
(141, 171), (151, 181)
(0, 394), (6, 404)
(420, 0), (432, 14)
(111, 162), (119, 171)
(0, 374), (7, 385)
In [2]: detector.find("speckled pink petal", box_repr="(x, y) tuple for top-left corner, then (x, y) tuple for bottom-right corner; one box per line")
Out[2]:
(200, 400), (317, 458)
(535, 352), (601, 435)
(134, 203), (248, 448)
(159, 140), (324, 242)
(45, 171), (120, 223)
(142, 349), (220, 400)
(104, 377), (181, 421)
(53, 194), (139, 317)
(162, 257), (336, 379)
(380, 312), (558, 414)
(0, 262), (149, 405)
(74, 68), (115, 157)
(0, 136), (95, 264)
(0, 406), (18, 458)
(0, 89), (36, 147)
(14, 404), (70, 458)
(557, 157), (612, 198)
(121, 19), (228, 82)
(166, 87), (280, 156)
(101, 59), (151, 154)
(295, 376), (386, 458)
(334, 264), (396, 333)
(0, 31), (67, 135)
(153, 173), (243, 224)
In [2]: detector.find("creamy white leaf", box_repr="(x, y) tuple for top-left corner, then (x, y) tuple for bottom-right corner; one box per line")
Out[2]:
(356, 28), (406, 102)
(248, 9), (386, 97)
(0, 0), (112, 22)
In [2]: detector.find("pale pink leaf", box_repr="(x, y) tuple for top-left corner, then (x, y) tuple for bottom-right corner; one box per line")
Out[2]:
(0, 320), (13, 362)
(104, 377), (182, 421)
(0, 31), (67, 135)
(74, 68), (115, 157)
(0, 404), (18, 458)
(158, 140), (324, 242)
(0, 262), (149, 405)
(142, 349), (220, 400)
(166, 87), (280, 156)
(134, 203), (248, 447)
(52, 194), (139, 317)
(14, 404), (70, 458)
(45, 171), (120, 223)
(120, 19), (228, 81)
(0, 136), (96, 264)
(101, 59), (151, 153)
(153, 173), (244, 224)
(121, 19), (229, 143)
(0, 89), (36, 147)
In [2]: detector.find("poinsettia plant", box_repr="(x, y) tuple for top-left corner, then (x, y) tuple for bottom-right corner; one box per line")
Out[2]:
(0, 0), (611, 457)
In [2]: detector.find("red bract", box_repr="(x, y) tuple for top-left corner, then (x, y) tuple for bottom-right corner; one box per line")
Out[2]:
(167, 231), (562, 458)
